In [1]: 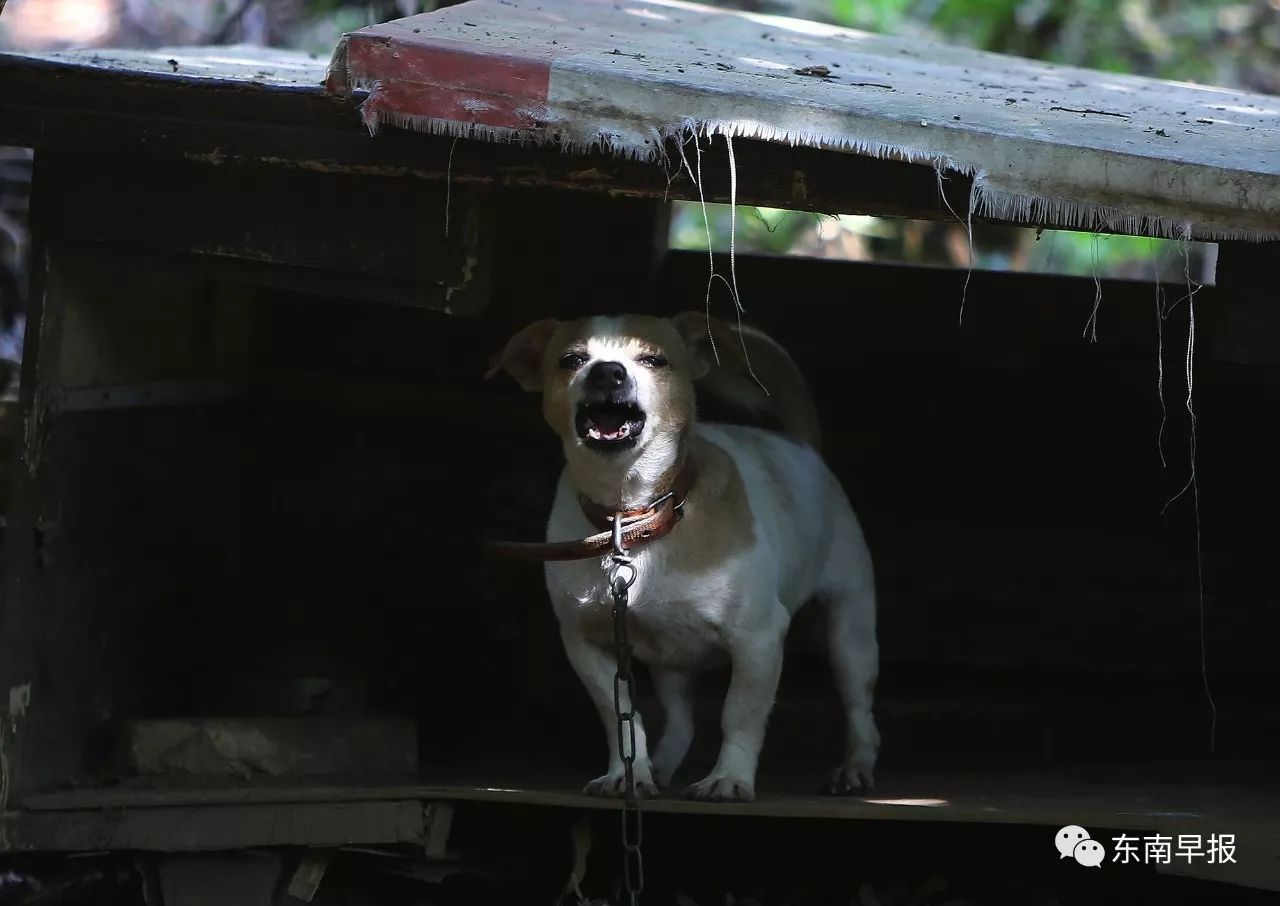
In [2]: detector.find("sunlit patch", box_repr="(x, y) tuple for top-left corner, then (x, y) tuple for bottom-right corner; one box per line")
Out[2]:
(641, 0), (714, 15)
(738, 57), (792, 71)
(202, 54), (314, 72)
(624, 7), (669, 21)
(1160, 77), (1249, 95)
(1215, 104), (1277, 116)
(863, 797), (949, 807)
(741, 9), (860, 39)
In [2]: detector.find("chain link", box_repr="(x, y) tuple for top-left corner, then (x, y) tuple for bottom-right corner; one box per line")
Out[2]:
(609, 516), (643, 906)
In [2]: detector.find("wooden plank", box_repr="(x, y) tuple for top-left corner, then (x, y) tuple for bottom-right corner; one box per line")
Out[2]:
(95, 245), (451, 310)
(19, 766), (1279, 831)
(10, 46), (328, 89)
(10, 54), (1272, 238)
(286, 850), (333, 902)
(0, 153), (61, 807)
(15, 776), (1280, 888)
(0, 800), (425, 852)
(60, 380), (243, 413)
(32, 155), (491, 315)
(0, 57), (964, 224)
(1158, 836), (1280, 895)
(124, 716), (418, 779)
(330, 2), (1280, 241)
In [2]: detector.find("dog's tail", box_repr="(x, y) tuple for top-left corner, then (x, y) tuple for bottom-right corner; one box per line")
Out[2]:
(675, 313), (822, 451)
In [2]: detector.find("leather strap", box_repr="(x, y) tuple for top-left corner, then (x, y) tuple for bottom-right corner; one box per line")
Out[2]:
(486, 459), (697, 562)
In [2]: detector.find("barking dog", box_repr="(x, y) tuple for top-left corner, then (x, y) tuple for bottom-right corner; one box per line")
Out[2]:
(489, 313), (878, 802)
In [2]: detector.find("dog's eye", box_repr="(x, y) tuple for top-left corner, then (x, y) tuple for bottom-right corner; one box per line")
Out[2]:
(559, 352), (587, 370)
(638, 354), (668, 368)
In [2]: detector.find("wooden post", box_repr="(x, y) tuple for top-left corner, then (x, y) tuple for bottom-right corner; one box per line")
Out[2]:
(0, 151), (59, 807)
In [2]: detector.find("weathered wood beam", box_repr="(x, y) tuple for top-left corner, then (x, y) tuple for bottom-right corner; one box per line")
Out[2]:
(0, 58), (966, 223)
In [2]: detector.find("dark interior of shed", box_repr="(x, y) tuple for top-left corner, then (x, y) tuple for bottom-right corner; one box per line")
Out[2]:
(3, 146), (1278, 892)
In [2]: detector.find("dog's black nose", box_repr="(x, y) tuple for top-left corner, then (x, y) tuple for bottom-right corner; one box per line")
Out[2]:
(585, 360), (628, 393)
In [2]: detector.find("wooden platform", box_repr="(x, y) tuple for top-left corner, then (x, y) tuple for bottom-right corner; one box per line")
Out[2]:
(14, 766), (1271, 826)
(9, 764), (1280, 889)
(2, 765), (1277, 893)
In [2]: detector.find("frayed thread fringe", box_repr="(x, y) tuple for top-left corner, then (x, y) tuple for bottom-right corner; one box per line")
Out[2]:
(334, 64), (1279, 244)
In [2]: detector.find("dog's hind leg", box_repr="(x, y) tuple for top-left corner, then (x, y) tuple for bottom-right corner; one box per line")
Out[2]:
(651, 669), (695, 786)
(560, 626), (659, 798)
(821, 545), (880, 795)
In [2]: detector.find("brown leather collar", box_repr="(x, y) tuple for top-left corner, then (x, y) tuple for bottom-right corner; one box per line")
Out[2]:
(486, 458), (697, 563)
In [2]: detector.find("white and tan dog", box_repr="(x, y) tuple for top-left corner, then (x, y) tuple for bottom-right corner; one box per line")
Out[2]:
(490, 312), (878, 802)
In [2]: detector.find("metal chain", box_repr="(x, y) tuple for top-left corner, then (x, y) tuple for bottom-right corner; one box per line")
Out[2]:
(609, 517), (643, 906)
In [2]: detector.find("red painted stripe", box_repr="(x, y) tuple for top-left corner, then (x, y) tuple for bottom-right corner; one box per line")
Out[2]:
(364, 79), (548, 131)
(344, 35), (551, 131)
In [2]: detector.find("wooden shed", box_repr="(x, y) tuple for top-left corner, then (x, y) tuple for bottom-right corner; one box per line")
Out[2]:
(0, 0), (1277, 901)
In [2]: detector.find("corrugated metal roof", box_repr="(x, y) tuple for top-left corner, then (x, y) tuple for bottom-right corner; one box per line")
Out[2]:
(327, 0), (1280, 241)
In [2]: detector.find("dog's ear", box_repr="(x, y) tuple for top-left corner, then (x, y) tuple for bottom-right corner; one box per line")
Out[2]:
(486, 319), (560, 392)
(671, 311), (738, 381)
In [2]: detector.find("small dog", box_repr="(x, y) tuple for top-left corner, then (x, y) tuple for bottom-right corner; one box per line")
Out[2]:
(489, 312), (878, 802)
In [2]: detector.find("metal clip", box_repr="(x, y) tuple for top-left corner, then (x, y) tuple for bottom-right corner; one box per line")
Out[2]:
(608, 512), (638, 589)
(610, 511), (626, 558)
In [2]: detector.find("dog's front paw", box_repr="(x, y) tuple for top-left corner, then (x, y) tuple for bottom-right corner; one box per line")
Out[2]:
(822, 761), (874, 796)
(583, 769), (659, 798)
(686, 773), (755, 802)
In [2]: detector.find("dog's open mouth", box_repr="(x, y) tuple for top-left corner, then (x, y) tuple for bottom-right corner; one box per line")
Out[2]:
(576, 402), (646, 450)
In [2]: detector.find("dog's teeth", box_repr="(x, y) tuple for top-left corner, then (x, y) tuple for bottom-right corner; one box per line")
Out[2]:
(585, 419), (632, 442)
